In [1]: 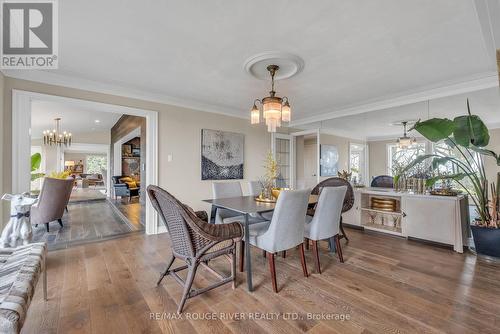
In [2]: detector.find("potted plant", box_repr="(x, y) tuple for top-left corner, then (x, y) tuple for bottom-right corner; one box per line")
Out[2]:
(31, 153), (45, 181)
(396, 100), (500, 257)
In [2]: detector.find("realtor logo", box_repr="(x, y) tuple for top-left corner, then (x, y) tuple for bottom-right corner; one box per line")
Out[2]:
(1, 0), (58, 69)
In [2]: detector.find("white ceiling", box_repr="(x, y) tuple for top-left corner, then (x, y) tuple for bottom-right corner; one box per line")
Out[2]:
(31, 100), (122, 138)
(4, 1), (500, 129)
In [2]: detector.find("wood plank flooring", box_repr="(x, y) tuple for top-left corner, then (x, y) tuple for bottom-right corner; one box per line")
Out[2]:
(110, 197), (145, 228)
(22, 228), (500, 333)
(32, 200), (141, 250)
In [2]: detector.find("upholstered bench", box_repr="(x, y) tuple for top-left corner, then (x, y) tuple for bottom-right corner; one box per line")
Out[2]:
(0, 243), (47, 334)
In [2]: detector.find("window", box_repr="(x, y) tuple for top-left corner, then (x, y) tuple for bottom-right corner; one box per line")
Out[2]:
(274, 138), (291, 188)
(349, 143), (367, 185)
(86, 155), (107, 174)
(387, 142), (426, 176)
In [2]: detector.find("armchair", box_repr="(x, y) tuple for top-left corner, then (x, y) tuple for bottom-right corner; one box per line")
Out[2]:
(31, 177), (74, 232)
(147, 185), (242, 313)
(112, 175), (140, 201)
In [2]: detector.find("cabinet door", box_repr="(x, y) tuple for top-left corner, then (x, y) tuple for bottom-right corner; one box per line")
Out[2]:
(343, 191), (361, 226)
(403, 197), (456, 245)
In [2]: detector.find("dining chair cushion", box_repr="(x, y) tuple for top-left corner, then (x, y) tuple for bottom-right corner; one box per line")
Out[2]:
(249, 189), (310, 253)
(304, 186), (347, 241)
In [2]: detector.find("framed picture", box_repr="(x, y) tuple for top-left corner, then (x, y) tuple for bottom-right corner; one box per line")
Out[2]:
(132, 148), (140, 157)
(201, 129), (244, 180)
(320, 144), (339, 176)
(122, 144), (132, 157)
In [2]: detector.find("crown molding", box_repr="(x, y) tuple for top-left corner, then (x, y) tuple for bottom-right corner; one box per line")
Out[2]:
(2, 69), (498, 128)
(290, 71), (499, 127)
(1, 69), (249, 121)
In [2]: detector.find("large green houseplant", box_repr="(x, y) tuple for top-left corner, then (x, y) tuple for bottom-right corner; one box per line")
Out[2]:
(397, 100), (500, 257)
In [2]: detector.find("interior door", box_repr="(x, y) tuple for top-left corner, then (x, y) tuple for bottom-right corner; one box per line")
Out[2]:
(303, 144), (318, 188)
(271, 134), (293, 188)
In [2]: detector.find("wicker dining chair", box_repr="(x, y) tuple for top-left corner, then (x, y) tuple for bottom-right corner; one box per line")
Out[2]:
(308, 177), (354, 243)
(147, 185), (243, 313)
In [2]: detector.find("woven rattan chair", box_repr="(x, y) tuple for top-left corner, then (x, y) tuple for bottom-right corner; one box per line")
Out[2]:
(147, 185), (243, 313)
(370, 175), (394, 188)
(307, 177), (354, 243)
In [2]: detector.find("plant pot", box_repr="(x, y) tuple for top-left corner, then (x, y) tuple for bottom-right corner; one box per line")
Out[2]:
(471, 225), (500, 258)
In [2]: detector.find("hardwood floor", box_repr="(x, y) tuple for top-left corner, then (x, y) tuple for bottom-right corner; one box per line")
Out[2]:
(110, 197), (145, 228)
(32, 200), (141, 250)
(23, 228), (500, 333)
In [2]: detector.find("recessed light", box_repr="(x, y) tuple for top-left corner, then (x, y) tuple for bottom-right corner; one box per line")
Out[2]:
(94, 119), (100, 123)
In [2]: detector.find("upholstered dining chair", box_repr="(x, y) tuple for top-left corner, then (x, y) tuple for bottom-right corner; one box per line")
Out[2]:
(212, 182), (244, 224)
(147, 185), (243, 313)
(243, 189), (310, 293)
(247, 181), (273, 221)
(31, 177), (74, 232)
(308, 177), (354, 243)
(305, 186), (347, 273)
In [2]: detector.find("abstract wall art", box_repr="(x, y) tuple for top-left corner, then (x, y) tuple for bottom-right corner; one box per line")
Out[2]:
(320, 144), (339, 177)
(201, 129), (244, 180)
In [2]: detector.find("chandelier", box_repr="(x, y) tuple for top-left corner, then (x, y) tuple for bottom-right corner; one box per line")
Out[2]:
(43, 118), (72, 146)
(397, 121), (416, 149)
(250, 65), (291, 133)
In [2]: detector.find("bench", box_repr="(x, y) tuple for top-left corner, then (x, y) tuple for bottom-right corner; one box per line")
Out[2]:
(0, 243), (47, 334)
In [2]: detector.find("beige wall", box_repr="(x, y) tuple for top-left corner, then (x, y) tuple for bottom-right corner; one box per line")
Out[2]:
(2, 77), (276, 224)
(368, 139), (393, 179)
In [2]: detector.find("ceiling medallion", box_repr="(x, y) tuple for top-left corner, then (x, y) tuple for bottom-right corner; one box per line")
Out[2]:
(245, 52), (303, 133)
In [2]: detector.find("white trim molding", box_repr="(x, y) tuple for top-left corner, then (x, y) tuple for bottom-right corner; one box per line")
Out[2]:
(11, 90), (160, 235)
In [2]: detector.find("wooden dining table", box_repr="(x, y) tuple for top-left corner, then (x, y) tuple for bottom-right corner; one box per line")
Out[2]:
(203, 194), (319, 292)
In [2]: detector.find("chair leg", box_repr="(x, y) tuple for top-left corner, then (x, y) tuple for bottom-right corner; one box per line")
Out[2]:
(312, 240), (321, 274)
(57, 219), (63, 227)
(239, 241), (245, 272)
(299, 243), (309, 277)
(157, 255), (175, 286)
(281, 250), (286, 258)
(340, 217), (349, 243)
(334, 234), (344, 263)
(304, 238), (310, 250)
(231, 248), (237, 289)
(267, 252), (278, 293)
(177, 261), (199, 314)
(45, 223), (50, 232)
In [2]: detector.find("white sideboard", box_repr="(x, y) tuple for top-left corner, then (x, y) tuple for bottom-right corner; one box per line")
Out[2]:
(343, 188), (469, 253)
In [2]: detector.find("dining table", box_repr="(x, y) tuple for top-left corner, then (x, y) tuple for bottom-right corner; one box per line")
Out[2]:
(203, 194), (319, 292)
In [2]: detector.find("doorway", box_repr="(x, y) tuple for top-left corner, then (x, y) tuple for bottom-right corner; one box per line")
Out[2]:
(11, 90), (159, 239)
